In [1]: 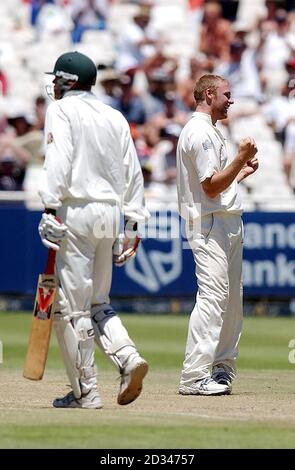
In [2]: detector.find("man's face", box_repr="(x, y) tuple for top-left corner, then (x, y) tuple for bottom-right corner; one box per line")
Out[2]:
(53, 76), (75, 100)
(211, 80), (234, 120)
(53, 76), (63, 100)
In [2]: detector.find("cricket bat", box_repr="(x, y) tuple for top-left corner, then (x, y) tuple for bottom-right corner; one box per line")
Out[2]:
(23, 249), (57, 380)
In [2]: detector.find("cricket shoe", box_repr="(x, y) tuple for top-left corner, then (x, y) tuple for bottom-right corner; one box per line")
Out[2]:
(179, 377), (231, 396)
(53, 389), (102, 409)
(212, 364), (233, 392)
(117, 355), (149, 405)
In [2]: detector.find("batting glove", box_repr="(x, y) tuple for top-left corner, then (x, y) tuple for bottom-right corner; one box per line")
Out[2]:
(38, 213), (68, 251)
(113, 220), (141, 267)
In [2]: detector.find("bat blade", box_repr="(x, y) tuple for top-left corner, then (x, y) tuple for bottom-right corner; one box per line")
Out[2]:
(23, 251), (57, 380)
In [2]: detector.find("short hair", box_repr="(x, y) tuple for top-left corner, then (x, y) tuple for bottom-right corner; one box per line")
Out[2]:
(193, 74), (227, 105)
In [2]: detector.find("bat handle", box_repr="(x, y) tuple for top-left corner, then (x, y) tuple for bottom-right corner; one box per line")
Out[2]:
(45, 249), (56, 275)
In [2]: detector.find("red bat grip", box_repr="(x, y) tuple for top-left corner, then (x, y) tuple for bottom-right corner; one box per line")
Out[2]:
(45, 249), (56, 275)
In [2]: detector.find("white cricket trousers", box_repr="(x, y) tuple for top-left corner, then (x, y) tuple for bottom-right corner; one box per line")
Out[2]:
(56, 200), (120, 314)
(180, 212), (243, 387)
(52, 200), (121, 397)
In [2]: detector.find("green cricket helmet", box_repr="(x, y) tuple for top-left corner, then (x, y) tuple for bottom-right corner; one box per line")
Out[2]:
(46, 51), (97, 99)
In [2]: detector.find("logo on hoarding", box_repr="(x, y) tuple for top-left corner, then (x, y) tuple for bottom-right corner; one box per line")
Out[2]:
(125, 213), (182, 293)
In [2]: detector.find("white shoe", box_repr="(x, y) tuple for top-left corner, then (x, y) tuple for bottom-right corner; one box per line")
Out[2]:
(179, 377), (231, 396)
(53, 389), (103, 409)
(212, 364), (233, 391)
(117, 355), (148, 405)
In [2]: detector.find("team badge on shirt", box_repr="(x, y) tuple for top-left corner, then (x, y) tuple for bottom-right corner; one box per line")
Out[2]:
(47, 132), (54, 144)
(202, 139), (213, 151)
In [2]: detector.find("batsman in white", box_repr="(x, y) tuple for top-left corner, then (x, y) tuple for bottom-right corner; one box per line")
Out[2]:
(177, 75), (258, 396)
(38, 51), (149, 408)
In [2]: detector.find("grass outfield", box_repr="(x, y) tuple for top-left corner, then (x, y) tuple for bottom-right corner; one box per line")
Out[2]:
(0, 312), (295, 448)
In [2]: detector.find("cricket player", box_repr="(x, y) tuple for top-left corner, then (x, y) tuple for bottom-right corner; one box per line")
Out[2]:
(38, 51), (149, 408)
(177, 75), (258, 395)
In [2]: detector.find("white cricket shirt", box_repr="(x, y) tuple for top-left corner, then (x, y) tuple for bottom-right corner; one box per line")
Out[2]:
(176, 112), (243, 220)
(39, 90), (149, 222)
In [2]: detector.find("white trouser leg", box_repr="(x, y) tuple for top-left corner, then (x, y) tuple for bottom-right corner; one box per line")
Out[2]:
(180, 231), (229, 385)
(91, 236), (115, 306)
(55, 201), (119, 314)
(53, 230), (97, 399)
(180, 214), (242, 387)
(53, 202), (118, 398)
(91, 304), (137, 371)
(54, 312), (96, 399)
(55, 232), (95, 316)
(213, 219), (243, 377)
(90, 207), (138, 369)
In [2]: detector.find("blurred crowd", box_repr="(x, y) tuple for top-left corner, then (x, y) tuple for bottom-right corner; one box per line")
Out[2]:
(1, 0), (295, 209)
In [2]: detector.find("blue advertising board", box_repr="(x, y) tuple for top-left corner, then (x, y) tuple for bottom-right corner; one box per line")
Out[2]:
(0, 205), (294, 298)
(242, 212), (295, 296)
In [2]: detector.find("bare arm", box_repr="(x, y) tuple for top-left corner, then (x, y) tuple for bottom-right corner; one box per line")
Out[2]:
(202, 138), (258, 198)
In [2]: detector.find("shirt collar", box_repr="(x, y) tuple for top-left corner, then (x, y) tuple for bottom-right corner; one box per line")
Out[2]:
(64, 90), (93, 98)
(192, 111), (214, 125)
(193, 111), (226, 144)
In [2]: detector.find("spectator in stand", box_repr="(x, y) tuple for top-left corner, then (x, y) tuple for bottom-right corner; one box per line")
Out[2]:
(112, 70), (146, 127)
(263, 79), (295, 144)
(148, 91), (188, 138)
(34, 0), (73, 39)
(3, 104), (44, 196)
(115, 3), (159, 72)
(0, 157), (25, 191)
(143, 68), (174, 120)
(33, 95), (47, 131)
(96, 66), (120, 106)
(6, 107), (43, 167)
(150, 123), (182, 187)
(258, 8), (295, 93)
(0, 127), (30, 191)
(178, 56), (215, 111)
(142, 68), (187, 148)
(199, 1), (233, 64)
(187, 0), (204, 38)
(30, 0), (54, 26)
(215, 38), (262, 102)
(264, 0), (280, 22)
(138, 153), (168, 201)
(143, 49), (178, 78)
(70, 0), (108, 43)
(143, 67), (187, 120)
